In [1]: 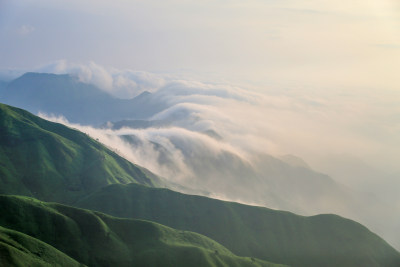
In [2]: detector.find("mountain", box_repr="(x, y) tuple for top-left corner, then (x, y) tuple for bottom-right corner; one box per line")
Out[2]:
(0, 72), (167, 125)
(76, 183), (400, 267)
(103, 121), (394, 250)
(0, 103), (166, 203)
(0, 73), (359, 216)
(0, 195), (284, 267)
(0, 80), (7, 95)
(1, 103), (399, 266)
(279, 154), (311, 169)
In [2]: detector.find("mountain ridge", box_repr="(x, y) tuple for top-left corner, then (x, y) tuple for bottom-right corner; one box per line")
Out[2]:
(0, 102), (166, 203)
(76, 182), (400, 267)
(0, 194), (285, 267)
(1, 72), (166, 124)
(1, 102), (399, 267)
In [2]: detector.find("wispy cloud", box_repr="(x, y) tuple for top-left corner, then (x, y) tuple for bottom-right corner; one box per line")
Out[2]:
(16, 24), (35, 36)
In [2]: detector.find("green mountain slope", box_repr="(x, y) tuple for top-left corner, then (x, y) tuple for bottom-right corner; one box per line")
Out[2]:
(1, 102), (399, 267)
(0, 195), (285, 267)
(0, 225), (84, 267)
(76, 183), (400, 267)
(0, 103), (164, 204)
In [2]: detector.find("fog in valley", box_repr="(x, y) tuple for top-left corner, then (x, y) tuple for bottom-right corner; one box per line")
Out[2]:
(28, 61), (400, 250)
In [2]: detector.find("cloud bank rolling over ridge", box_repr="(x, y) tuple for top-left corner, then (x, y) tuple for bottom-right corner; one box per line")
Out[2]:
(1, 0), (400, 256)
(29, 61), (400, 249)
(31, 61), (400, 187)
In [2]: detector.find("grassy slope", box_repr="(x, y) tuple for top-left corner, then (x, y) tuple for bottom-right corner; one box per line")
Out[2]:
(76, 183), (400, 267)
(0, 195), (285, 267)
(0, 103), (162, 204)
(0, 225), (84, 267)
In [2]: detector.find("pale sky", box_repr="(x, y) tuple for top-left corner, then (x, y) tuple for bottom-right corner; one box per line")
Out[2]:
(1, 0), (400, 172)
(1, 0), (400, 89)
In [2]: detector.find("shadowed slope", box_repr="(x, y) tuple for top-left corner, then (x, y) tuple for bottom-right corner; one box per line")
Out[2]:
(0, 195), (285, 267)
(76, 183), (400, 267)
(1, 103), (399, 266)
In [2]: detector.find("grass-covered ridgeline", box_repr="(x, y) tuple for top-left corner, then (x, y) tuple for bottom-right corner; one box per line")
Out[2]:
(0, 195), (285, 267)
(1, 102), (399, 267)
(0, 103), (163, 203)
(76, 183), (400, 267)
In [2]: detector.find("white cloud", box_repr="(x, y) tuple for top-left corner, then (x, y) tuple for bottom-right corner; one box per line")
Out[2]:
(16, 25), (35, 36)
(35, 61), (166, 98)
(31, 61), (400, 175)
(38, 87), (400, 249)
(34, 65), (400, 249)
(1, 0), (400, 250)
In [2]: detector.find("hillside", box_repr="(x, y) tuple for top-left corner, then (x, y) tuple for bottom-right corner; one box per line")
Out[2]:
(0, 103), (164, 203)
(76, 183), (400, 267)
(0, 73), (363, 217)
(1, 103), (399, 267)
(0, 195), (285, 267)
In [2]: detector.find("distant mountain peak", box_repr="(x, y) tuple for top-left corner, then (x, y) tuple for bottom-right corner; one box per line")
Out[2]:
(1, 73), (166, 125)
(136, 90), (152, 98)
(280, 154), (311, 169)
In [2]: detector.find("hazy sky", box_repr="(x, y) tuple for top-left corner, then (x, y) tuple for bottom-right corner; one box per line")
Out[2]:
(1, 0), (400, 89)
(1, 0), (399, 171)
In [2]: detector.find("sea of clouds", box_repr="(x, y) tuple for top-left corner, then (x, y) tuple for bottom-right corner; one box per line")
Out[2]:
(10, 60), (398, 249)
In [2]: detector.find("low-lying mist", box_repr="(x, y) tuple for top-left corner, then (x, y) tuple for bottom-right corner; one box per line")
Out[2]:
(35, 62), (400, 249)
